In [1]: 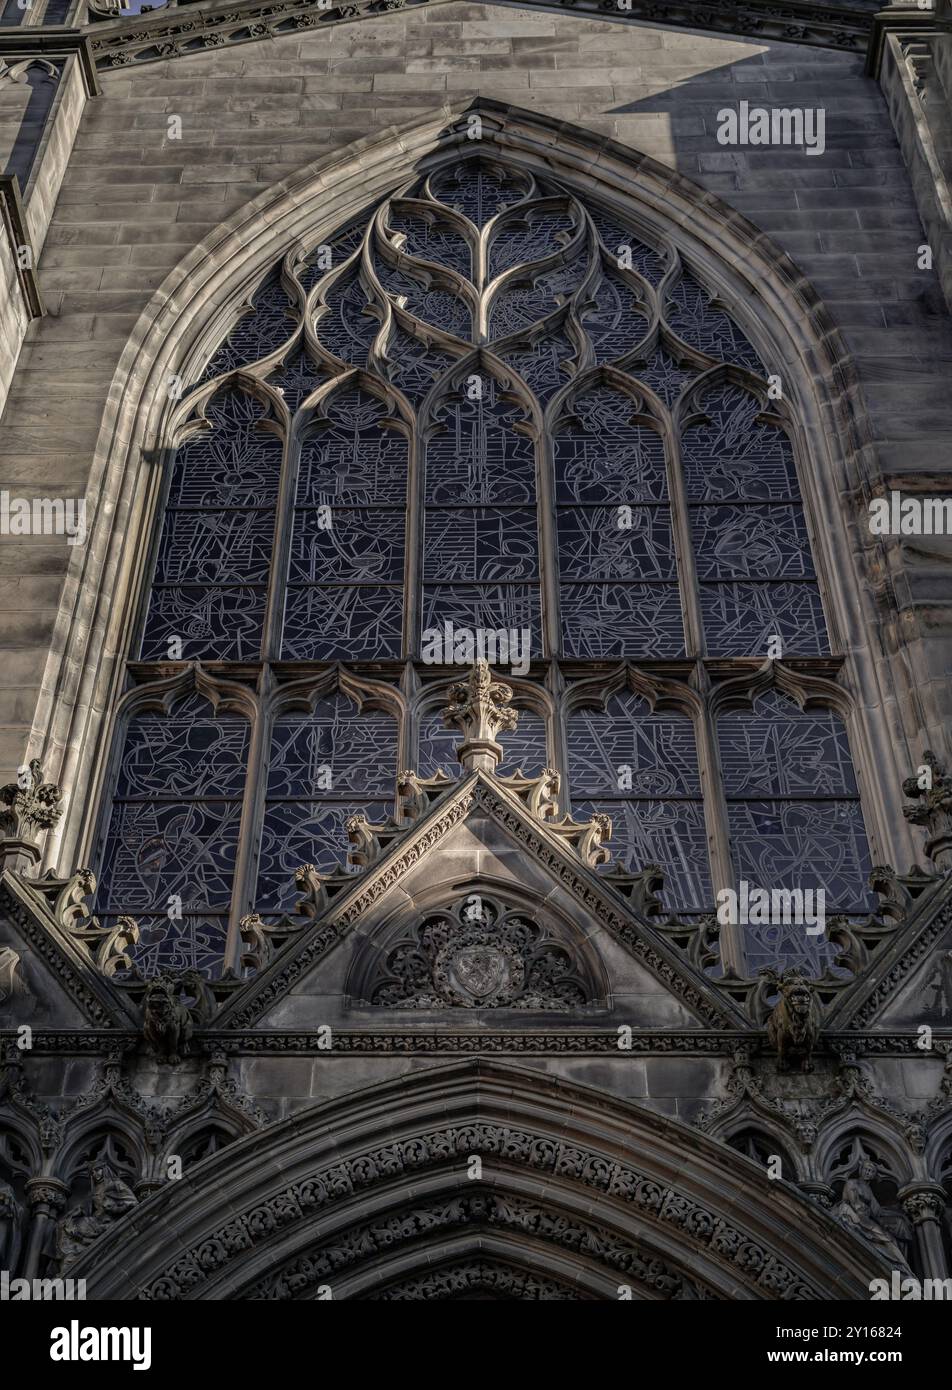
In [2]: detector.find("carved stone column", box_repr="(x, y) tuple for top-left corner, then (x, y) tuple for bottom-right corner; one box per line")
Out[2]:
(22, 1176), (68, 1280)
(899, 1182), (949, 1281)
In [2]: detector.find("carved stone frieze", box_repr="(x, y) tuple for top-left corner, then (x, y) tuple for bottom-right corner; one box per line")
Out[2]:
(133, 1119), (824, 1299)
(242, 1191), (714, 1300)
(374, 1260), (583, 1300)
(84, 0), (873, 73)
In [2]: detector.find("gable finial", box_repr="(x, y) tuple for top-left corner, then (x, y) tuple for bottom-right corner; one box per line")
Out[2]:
(442, 660), (519, 773)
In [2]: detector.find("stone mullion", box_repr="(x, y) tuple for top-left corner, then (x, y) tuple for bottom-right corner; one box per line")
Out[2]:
(259, 417), (297, 662)
(696, 666), (744, 974)
(222, 668), (271, 975)
(537, 418), (561, 662)
(403, 417), (423, 660)
(664, 413), (740, 966)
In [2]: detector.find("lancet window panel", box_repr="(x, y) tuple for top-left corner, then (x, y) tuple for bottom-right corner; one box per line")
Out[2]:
(717, 691), (874, 974)
(256, 695), (398, 912)
(567, 689), (711, 912)
(422, 378), (542, 657)
(553, 385), (684, 660)
(94, 694), (250, 976)
(680, 384), (829, 658)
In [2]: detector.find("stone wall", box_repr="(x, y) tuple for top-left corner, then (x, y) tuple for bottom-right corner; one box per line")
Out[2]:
(1, 4), (950, 780)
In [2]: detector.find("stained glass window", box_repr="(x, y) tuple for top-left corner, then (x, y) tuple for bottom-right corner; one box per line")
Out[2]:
(98, 151), (873, 980)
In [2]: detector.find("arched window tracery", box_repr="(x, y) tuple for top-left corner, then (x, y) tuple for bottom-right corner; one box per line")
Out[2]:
(93, 151), (875, 980)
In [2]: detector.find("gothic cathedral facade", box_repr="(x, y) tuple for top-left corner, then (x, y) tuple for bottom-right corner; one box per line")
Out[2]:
(1, 0), (952, 1303)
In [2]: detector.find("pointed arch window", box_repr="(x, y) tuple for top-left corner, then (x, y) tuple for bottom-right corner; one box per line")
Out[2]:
(94, 148), (876, 979)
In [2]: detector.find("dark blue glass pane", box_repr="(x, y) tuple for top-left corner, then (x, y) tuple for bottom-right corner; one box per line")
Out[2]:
(582, 269), (648, 362)
(421, 586), (540, 653)
(718, 695), (858, 797)
(568, 693), (701, 796)
(691, 504), (815, 580)
(281, 585), (403, 660)
(682, 388), (798, 502)
(665, 267), (763, 372)
(256, 801), (382, 908)
(288, 508), (406, 584)
(742, 928), (837, 981)
(97, 800), (242, 912)
(627, 347), (695, 406)
(373, 263), (471, 340)
(297, 388), (407, 506)
(153, 509), (275, 586)
(267, 700), (396, 798)
(266, 347), (324, 414)
(297, 220), (366, 295)
(587, 209), (668, 285)
(554, 390), (667, 504)
(387, 208), (471, 278)
(576, 798), (711, 909)
(141, 586), (265, 662)
(105, 914), (229, 979)
(700, 582), (829, 656)
(429, 160), (530, 226)
(425, 382), (535, 505)
(726, 800), (873, 911)
(488, 206), (578, 279)
(115, 705), (249, 799)
(560, 584), (684, 659)
(419, 708), (547, 777)
(489, 261), (584, 340)
(558, 506), (675, 581)
(383, 328), (456, 403)
(202, 272), (297, 378)
(499, 331), (575, 404)
(423, 508), (538, 583)
(166, 392), (283, 509)
(313, 268), (377, 366)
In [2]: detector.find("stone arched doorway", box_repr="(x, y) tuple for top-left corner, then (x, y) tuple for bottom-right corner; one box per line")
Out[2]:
(71, 1060), (888, 1300)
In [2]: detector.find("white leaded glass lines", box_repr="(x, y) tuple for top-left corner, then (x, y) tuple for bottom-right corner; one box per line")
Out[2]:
(567, 688), (711, 912)
(257, 696), (397, 911)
